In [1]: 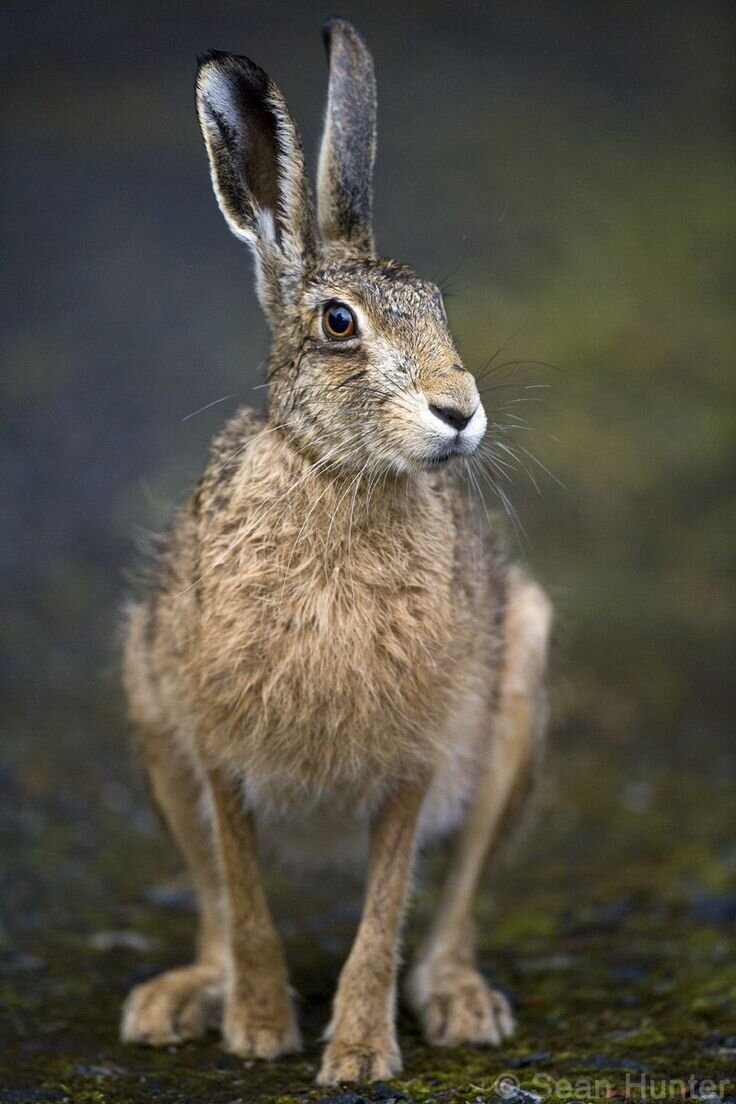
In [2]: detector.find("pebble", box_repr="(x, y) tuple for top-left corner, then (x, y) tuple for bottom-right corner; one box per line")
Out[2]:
(88, 929), (156, 951)
(73, 1063), (125, 1077)
(691, 892), (736, 924)
(314, 1093), (368, 1104)
(510, 1051), (552, 1067)
(498, 1088), (544, 1104)
(145, 882), (197, 912)
(372, 1085), (411, 1102)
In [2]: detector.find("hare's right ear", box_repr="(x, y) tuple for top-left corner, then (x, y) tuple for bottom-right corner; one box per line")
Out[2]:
(196, 51), (316, 318)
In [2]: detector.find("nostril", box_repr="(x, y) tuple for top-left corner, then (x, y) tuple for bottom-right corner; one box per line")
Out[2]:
(429, 403), (476, 432)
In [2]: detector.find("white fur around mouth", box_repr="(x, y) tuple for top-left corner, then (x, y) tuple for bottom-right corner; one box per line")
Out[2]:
(458, 404), (487, 452)
(424, 403), (487, 459)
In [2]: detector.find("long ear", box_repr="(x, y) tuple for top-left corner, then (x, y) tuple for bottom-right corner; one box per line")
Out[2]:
(317, 18), (377, 255)
(196, 50), (316, 317)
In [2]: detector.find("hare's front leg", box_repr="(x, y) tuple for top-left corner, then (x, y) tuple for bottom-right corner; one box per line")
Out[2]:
(318, 776), (429, 1085)
(208, 767), (301, 1059)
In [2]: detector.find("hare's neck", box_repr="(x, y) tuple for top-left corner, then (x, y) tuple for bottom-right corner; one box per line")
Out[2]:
(274, 442), (433, 548)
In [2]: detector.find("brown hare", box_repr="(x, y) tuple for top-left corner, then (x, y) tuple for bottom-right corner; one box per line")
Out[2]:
(120, 17), (552, 1085)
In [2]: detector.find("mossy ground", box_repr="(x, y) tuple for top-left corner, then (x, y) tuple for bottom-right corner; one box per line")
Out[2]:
(1, 691), (734, 1104)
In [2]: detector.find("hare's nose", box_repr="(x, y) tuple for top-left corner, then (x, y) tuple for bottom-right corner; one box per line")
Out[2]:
(429, 403), (476, 432)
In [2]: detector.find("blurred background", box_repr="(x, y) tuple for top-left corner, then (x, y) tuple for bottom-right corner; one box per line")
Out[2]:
(3, 0), (734, 746)
(1, 2), (734, 1100)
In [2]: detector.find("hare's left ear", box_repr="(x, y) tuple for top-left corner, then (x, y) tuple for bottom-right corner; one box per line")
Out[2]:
(196, 51), (316, 317)
(317, 18), (377, 255)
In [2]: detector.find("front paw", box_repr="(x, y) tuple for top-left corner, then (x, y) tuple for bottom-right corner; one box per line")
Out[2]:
(223, 997), (301, 1060)
(317, 1037), (401, 1085)
(407, 959), (514, 1047)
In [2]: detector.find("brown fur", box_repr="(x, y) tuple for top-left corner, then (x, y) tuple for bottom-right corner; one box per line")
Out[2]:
(120, 19), (553, 1084)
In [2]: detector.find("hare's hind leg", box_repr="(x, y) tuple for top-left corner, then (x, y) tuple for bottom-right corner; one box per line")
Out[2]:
(406, 569), (552, 1047)
(121, 735), (225, 1045)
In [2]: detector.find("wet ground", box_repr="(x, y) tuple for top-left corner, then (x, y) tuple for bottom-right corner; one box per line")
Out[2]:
(1, 689), (734, 1104)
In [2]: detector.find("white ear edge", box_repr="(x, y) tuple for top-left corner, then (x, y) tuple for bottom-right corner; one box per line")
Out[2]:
(213, 200), (278, 251)
(205, 176), (255, 247)
(255, 206), (278, 249)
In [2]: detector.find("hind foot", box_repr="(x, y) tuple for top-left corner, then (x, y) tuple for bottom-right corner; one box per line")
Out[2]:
(406, 956), (514, 1047)
(121, 964), (223, 1045)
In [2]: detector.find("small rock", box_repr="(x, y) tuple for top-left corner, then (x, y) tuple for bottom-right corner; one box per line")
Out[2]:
(593, 898), (635, 927)
(516, 952), (576, 973)
(692, 892), (736, 924)
(608, 963), (647, 983)
(0, 1093), (65, 1103)
(88, 929), (156, 951)
(314, 1093), (368, 1104)
(510, 1051), (551, 1068)
(101, 780), (133, 814)
(622, 780), (653, 813)
(145, 882), (197, 912)
(73, 1063), (125, 1077)
(499, 1088), (543, 1104)
(0, 950), (45, 971)
(216, 1055), (242, 1071)
(372, 1085), (411, 1102)
(581, 1055), (649, 1072)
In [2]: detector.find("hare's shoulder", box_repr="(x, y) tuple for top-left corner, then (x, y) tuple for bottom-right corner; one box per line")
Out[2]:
(128, 407), (265, 602)
(189, 405), (267, 516)
(210, 405), (265, 460)
(201, 405), (266, 487)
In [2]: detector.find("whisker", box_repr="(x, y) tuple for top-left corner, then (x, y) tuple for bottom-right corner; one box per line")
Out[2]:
(517, 445), (566, 489)
(182, 394), (236, 422)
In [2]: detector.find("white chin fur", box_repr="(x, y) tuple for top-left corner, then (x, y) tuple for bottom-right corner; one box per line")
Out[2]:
(423, 402), (487, 457)
(385, 399), (487, 473)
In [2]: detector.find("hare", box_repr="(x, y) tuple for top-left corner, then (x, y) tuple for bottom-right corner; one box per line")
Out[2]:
(119, 17), (552, 1086)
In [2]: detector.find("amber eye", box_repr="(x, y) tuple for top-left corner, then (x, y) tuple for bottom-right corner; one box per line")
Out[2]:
(322, 302), (357, 339)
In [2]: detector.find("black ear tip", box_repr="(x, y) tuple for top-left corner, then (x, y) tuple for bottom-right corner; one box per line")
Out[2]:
(322, 15), (362, 53)
(196, 49), (270, 94)
(322, 16), (338, 52)
(197, 48), (232, 69)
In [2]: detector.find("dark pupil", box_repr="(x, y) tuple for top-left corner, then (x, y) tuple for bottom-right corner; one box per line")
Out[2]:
(328, 305), (352, 334)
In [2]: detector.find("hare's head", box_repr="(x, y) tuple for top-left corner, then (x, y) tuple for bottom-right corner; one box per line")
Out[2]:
(196, 19), (485, 475)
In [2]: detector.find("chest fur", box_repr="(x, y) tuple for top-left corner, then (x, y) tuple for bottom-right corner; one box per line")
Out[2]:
(188, 449), (467, 796)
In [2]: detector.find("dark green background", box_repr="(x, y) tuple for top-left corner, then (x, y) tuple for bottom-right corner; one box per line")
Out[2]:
(1, 2), (734, 1101)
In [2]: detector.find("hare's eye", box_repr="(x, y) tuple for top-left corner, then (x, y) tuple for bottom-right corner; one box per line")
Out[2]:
(323, 303), (356, 339)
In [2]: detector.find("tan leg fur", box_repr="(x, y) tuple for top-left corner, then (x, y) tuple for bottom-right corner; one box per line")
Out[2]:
(406, 571), (552, 1046)
(208, 767), (301, 1059)
(318, 776), (430, 1084)
(121, 740), (225, 1045)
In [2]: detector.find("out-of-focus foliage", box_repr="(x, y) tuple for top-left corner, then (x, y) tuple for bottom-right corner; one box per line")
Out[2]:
(447, 100), (736, 743)
(1, 0), (734, 747)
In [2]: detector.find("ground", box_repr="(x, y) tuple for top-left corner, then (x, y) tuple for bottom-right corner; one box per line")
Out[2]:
(0, 690), (734, 1104)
